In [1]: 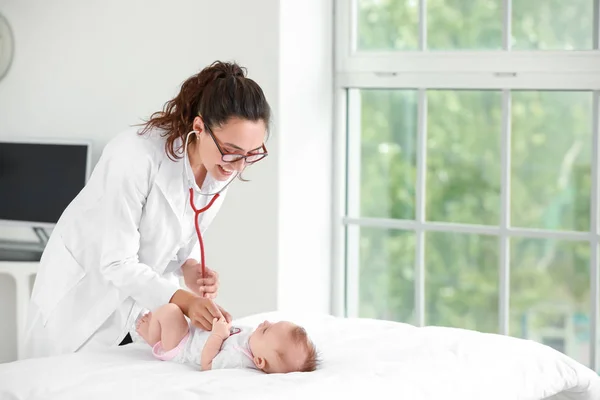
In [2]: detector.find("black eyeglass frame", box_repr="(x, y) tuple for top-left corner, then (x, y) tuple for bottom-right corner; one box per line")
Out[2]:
(204, 125), (268, 164)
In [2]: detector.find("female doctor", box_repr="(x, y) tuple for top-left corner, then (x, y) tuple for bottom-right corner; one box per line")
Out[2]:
(23, 61), (271, 358)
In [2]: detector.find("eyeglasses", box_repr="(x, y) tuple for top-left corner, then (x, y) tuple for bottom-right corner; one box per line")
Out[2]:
(205, 125), (268, 164)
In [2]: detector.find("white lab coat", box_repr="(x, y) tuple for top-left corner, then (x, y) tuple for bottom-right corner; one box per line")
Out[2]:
(23, 127), (228, 358)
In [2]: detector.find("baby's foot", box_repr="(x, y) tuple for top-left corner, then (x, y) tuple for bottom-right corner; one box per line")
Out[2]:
(135, 312), (153, 344)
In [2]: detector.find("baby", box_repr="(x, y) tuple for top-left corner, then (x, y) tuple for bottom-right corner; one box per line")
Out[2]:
(135, 303), (319, 373)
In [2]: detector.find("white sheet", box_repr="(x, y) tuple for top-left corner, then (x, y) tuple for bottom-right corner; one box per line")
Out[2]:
(0, 312), (598, 400)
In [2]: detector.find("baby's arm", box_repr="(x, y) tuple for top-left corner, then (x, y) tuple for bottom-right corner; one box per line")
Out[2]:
(200, 335), (225, 370)
(200, 317), (230, 371)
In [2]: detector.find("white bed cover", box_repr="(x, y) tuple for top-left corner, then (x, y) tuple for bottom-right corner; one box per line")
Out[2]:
(0, 312), (598, 400)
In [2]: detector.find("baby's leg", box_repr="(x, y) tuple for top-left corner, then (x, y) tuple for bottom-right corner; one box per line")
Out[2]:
(136, 304), (189, 350)
(153, 304), (190, 350)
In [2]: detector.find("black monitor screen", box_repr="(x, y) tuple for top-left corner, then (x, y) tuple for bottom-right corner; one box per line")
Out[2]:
(0, 142), (88, 224)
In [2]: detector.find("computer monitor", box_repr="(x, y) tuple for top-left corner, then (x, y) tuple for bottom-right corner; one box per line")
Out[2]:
(0, 139), (91, 227)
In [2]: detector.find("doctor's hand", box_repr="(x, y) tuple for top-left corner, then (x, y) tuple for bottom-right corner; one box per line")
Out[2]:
(188, 297), (232, 331)
(182, 259), (220, 299)
(170, 290), (232, 331)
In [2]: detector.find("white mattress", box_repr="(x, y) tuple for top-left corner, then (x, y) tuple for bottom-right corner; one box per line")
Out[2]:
(0, 312), (598, 400)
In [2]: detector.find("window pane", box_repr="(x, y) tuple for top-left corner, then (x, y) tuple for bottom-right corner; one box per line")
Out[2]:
(426, 90), (502, 225)
(510, 239), (591, 368)
(425, 232), (499, 333)
(511, 91), (592, 232)
(357, 89), (418, 219)
(428, 0), (503, 50)
(356, 227), (416, 323)
(512, 0), (594, 50)
(356, 0), (419, 51)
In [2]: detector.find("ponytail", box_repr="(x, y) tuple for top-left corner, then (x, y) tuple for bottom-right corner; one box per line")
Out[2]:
(139, 61), (271, 160)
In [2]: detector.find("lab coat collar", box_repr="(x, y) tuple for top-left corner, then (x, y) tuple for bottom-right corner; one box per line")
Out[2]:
(153, 135), (235, 228)
(154, 137), (187, 228)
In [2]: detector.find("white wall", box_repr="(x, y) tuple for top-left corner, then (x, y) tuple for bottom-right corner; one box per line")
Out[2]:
(0, 0), (332, 362)
(277, 1), (333, 314)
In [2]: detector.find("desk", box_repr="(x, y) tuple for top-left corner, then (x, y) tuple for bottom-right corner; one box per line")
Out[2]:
(0, 261), (38, 360)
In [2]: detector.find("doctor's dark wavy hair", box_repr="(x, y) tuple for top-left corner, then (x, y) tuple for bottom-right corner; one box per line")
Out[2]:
(139, 60), (271, 167)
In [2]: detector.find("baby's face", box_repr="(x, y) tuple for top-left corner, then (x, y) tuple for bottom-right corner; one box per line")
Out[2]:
(248, 320), (307, 373)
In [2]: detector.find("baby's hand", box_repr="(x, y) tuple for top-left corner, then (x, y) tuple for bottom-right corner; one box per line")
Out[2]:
(211, 317), (231, 340)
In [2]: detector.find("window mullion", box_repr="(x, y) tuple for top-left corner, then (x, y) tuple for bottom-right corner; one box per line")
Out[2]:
(503, 0), (512, 51)
(499, 90), (512, 336)
(594, 0), (599, 50)
(331, 88), (348, 317)
(345, 89), (362, 318)
(419, 0), (427, 51)
(415, 89), (428, 326)
(590, 90), (600, 371)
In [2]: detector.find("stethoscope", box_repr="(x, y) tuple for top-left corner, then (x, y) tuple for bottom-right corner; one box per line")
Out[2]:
(183, 130), (238, 282)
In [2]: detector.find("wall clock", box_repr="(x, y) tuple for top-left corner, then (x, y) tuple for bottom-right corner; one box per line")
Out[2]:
(0, 13), (14, 81)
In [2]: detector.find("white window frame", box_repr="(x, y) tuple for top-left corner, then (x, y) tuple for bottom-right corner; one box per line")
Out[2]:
(331, 0), (600, 371)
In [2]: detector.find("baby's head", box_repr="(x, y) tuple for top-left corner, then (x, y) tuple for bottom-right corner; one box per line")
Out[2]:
(248, 320), (318, 374)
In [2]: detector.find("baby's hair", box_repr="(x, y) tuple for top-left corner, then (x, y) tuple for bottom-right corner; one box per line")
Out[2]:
(290, 326), (320, 372)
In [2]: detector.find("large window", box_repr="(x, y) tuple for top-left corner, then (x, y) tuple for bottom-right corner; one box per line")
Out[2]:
(332, 0), (600, 372)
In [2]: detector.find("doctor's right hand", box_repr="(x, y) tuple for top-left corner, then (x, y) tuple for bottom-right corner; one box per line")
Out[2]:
(187, 296), (232, 331)
(171, 289), (232, 331)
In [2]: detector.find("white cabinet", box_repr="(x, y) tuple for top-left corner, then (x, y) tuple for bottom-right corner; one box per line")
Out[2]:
(0, 261), (38, 362)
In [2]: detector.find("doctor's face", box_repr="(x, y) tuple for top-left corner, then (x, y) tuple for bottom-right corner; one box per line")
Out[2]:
(193, 116), (267, 181)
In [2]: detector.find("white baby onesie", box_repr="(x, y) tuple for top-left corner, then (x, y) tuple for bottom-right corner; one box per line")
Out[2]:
(152, 324), (257, 370)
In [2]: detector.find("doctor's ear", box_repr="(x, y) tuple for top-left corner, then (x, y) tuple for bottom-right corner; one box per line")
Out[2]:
(192, 116), (206, 135)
